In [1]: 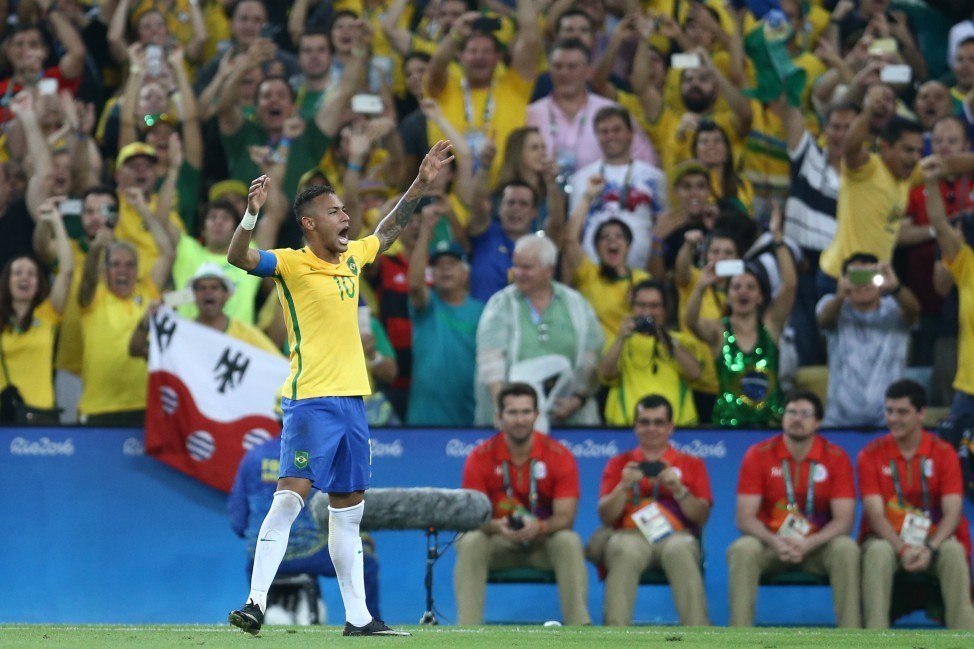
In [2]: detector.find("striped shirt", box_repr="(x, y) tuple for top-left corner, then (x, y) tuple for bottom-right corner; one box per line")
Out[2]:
(783, 131), (839, 252)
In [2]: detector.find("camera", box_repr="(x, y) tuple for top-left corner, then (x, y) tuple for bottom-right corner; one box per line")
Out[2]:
(633, 315), (656, 335)
(639, 460), (666, 478)
(507, 514), (525, 531)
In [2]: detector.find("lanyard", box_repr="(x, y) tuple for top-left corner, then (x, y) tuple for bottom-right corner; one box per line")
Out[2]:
(547, 100), (587, 151)
(597, 161), (634, 208)
(502, 459), (537, 514)
(781, 460), (815, 518)
(632, 477), (662, 505)
(890, 457), (930, 513)
(460, 74), (495, 128)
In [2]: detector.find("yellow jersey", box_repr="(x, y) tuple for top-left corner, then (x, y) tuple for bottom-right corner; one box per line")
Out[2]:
(1, 300), (60, 409)
(55, 238), (86, 375)
(79, 278), (160, 415)
(572, 258), (650, 341)
(115, 193), (185, 278)
(946, 245), (974, 395)
(820, 154), (922, 278)
(268, 237), (380, 399)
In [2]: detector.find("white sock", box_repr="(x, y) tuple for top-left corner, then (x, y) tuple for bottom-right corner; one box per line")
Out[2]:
(247, 489), (304, 612)
(328, 501), (373, 626)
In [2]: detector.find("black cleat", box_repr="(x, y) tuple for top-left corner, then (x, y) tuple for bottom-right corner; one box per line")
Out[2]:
(343, 618), (411, 636)
(228, 599), (263, 635)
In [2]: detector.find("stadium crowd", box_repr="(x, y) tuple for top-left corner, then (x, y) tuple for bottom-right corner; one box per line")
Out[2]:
(3, 0), (974, 432)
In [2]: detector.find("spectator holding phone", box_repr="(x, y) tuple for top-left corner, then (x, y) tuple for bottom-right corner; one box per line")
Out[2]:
(816, 254), (918, 427)
(728, 391), (859, 628)
(598, 280), (708, 427)
(589, 394), (711, 626)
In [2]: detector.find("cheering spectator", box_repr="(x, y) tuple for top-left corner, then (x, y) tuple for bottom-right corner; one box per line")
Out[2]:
(107, 0), (207, 67)
(693, 120), (752, 215)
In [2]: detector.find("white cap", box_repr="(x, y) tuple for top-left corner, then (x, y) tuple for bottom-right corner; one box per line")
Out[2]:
(188, 263), (235, 295)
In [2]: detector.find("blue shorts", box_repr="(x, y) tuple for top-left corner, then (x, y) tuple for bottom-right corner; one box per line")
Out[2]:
(279, 396), (371, 493)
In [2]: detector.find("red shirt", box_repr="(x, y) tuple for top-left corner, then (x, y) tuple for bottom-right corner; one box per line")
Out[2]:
(0, 67), (81, 123)
(462, 431), (580, 521)
(857, 431), (971, 560)
(737, 434), (855, 533)
(599, 444), (712, 533)
(370, 252), (411, 389)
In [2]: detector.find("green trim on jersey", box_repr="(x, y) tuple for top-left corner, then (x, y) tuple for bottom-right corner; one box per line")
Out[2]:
(278, 277), (304, 400)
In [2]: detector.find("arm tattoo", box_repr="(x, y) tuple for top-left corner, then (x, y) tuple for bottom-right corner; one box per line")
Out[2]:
(374, 192), (422, 253)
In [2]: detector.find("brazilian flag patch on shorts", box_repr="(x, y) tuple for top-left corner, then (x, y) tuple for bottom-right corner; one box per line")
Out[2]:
(294, 451), (309, 469)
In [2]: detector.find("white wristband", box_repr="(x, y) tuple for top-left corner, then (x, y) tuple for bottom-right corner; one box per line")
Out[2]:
(369, 352), (385, 368)
(241, 209), (259, 230)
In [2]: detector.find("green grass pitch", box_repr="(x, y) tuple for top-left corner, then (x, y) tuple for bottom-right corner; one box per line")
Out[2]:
(1, 625), (973, 648)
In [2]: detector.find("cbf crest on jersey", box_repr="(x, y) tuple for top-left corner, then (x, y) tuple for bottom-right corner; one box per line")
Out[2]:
(347, 256), (358, 275)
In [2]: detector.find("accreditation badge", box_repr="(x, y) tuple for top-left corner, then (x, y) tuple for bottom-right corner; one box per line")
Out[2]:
(631, 502), (675, 544)
(777, 511), (812, 539)
(900, 511), (932, 546)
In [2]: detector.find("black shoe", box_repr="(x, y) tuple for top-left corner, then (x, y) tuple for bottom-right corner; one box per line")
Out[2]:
(228, 599), (263, 635)
(343, 618), (411, 636)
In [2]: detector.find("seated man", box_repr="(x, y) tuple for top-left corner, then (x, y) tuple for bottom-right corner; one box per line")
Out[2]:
(228, 434), (381, 621)
(454, 382), (590, 626)
(727, 390), (860, 628)
(590, 394), (711, 626)
(858, 379), (974, 629)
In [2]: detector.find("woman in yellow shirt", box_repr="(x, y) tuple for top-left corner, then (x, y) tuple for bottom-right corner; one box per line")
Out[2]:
(0, 202), (74, 416)
(693, 119), (753, 214)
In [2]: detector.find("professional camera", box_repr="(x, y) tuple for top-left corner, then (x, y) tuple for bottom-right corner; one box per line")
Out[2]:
(507, 514), (525, 531)
(633, 316), (656, 335)
(639, 460), (666, 478)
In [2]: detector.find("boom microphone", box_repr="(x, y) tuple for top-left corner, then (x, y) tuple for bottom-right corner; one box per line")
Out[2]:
(309, 487), (492, 532)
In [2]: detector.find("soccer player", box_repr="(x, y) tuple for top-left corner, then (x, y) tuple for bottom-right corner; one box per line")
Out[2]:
(225, 140), (454, 636)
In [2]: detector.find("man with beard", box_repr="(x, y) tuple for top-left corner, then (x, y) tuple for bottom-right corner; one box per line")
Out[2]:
(913, 81), (954, 154)
(728, 391), (860, 627)
(635, 49), (753, 172)
(77, 215), (173, 425)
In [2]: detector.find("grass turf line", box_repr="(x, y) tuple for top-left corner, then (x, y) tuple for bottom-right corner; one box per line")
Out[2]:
(1, 626), (974, 648)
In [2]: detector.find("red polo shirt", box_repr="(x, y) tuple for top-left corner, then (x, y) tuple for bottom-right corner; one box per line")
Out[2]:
(462, 431), (580, 521)
(857, 431), (971, 560)
(737, 434), (855, 533)
(599, 444), (712, 533)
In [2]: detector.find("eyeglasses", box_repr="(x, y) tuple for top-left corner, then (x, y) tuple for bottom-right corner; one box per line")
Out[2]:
(783, 408), (816, 419)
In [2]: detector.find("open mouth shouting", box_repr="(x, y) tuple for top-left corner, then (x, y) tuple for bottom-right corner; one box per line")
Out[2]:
(337, 225), (350, 247)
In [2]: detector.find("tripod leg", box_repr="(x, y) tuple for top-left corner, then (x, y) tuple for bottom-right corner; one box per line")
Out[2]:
(419, 528), (439, 625)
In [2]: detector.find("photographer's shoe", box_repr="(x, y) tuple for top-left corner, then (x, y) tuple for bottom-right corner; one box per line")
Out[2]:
(228, 599), (263, 635)
(343, 618), (411, 636)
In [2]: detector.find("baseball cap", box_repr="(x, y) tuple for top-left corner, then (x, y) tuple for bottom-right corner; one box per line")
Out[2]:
(208, 179), (249, 203)
(116, 142), (158, 170)
(188, 263), (235, 295)
(670, 159), (710, 186)
(429, 240), (467, 264)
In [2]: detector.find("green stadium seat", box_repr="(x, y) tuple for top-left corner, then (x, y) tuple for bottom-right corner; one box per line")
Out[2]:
(487, 567), (557, 584)
(759, 569), (829, 587)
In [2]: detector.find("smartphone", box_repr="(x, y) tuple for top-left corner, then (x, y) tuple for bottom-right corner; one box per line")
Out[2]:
(671, 53), (701, 70)
(351, 93), (384, 115)
(260, 24), (276, 40)
(162, 288), (196, 308)
(59, 198), (83, 216)
(715, 259), (746, 278)
(868, 38), (898, 57)
(102, 204), (119, 228)
(847, 267), (881, 286)
(145, 45), (164, 77)
(37, 78), (58, 96)
(472, 16), (502, 32)
(879, 64), (912, 85)
(639, 460), (666, 478)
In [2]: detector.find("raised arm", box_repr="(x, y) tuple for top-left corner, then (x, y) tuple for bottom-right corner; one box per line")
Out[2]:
(217, 45), (273, 135)
(593, 15), (635, 98)
(781, 99), (807, 153)
(425, 12), (478, 97)
(228, 176), (271, 272)
(9, 92), (53, 220)
(419, 97), (475, 203)
(125, 187), (175, 291)
(374, 141), (454, 254)
(763, 204), (797, 338)
(36, 199), (74, 314)
(184, 0), (208, 63)
(698, 48), (752, 137)
(509, 0), (541, 83)
(844, 87), (882, 170)
(685, 262), (723, 348)
(288, 0), (312, 46)
(407, 206), (438, 312)
(44, 0), (86, 78)
(379, 0), (413, 56)
(314, 21), (370, 138)
(560, 174), (602, 281)
(464, 138), (496, 238)
(675, 230), (704, 288)
(169, 46), (203, 168)
(153, 133), (184, 247)
(106, 0), (133, 64)
(79, 229), (113, 309)
(921, 162), (964, 262)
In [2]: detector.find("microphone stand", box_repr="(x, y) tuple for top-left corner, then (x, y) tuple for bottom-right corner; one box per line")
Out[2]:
(419, 527), (439, 625)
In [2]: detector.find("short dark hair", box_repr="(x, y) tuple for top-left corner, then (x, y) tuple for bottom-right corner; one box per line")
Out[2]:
(841, 251), (879, 275)
(298, 27), (330, 48)
(783, 390), (824, 420)
(205, 198), (241, 223)
(497, 382), (538, 412)
(878, 116), (923, 146)
(556, 9), (594, 33)
(824, 101), (859, 123)
(594, 218), (632, 245)
(593, 105), (632, 131)
(404, 51), (431, 68)
(635, 394), (673, 423)
(83, 185), (119, 205)
(292, 185), (338, 224)
(630, 278), (668, 308)
(885, 379), (927, 411)
(257, 75), (296, 102)
(932, 114), (969, 138)
(500, 180), (538, 206)
(706, 228), (741, 256)
(551, 37), (591, 63)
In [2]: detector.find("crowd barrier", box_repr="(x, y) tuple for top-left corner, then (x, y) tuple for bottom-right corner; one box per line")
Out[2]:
(5, 426), (970, 626)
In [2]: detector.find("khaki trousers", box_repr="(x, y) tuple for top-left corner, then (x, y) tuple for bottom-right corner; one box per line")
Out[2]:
(727, 535), (861, 628)
(861, 536), (974, 629)
(599, 529), (709, 626)
(453, 529), (591, 626)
